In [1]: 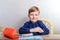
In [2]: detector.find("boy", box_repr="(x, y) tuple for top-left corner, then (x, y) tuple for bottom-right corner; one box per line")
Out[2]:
(19, 6), (49, 36)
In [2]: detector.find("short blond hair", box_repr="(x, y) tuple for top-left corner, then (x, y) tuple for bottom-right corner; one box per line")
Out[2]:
(28, 6), (40, 15)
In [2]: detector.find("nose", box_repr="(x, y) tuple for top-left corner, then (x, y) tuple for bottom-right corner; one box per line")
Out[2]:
(33, 15), (35, 18)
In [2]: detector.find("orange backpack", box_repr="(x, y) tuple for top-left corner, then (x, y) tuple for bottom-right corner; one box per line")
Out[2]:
(3, 27), (19, 39)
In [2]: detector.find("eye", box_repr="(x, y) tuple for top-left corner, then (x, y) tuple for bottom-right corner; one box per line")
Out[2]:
(35, 14), (38, 16)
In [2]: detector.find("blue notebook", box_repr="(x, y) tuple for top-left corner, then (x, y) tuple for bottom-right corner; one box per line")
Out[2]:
(18, 35), (44, 40)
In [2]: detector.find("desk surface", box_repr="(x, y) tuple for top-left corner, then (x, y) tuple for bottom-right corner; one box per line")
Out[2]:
(41, 34), (60, 40)
(0, 32), (60, 40)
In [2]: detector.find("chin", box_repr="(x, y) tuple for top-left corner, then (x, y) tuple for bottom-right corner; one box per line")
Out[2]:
(32, 20), (37, 22)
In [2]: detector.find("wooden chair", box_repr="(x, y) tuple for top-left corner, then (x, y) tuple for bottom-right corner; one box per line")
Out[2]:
(38, 18), (54, 35)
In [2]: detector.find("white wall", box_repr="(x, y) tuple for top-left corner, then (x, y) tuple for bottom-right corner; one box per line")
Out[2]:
(0, 0), (60, 34)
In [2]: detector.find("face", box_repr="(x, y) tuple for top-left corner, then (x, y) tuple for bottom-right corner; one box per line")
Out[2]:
(28, 11), (39, 22)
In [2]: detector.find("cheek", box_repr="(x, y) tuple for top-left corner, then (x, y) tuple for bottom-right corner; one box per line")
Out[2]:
(36, 16), (39, 18)
(35, 16), (38, 19)
(29, 16), (33, 19)
(29, 16), (34, 20)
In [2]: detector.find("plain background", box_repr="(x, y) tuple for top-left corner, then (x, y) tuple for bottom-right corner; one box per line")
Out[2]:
(0, 0), (60, 34)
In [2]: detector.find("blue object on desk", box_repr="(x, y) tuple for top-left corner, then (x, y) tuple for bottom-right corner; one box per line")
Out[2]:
(18, 35), (44, 40)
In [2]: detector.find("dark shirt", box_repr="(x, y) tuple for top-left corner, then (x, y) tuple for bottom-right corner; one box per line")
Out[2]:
(19, 20), (49, 35)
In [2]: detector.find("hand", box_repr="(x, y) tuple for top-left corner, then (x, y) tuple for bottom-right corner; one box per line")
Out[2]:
(30, 27), (44, 33)
(35, 27), (44, 33)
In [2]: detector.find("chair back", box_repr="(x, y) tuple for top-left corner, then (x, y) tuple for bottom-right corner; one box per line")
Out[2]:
(38, 18), (54, 35)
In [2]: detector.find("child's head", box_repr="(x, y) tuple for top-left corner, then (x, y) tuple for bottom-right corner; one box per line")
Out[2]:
(28, 6), (40, 22)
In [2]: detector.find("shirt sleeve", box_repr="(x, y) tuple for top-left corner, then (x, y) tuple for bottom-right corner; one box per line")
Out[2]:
(38, 21), (49, 35)
(19, 22), (30, 34)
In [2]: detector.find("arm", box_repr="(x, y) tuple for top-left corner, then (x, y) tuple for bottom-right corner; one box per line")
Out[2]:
(38, 21), (49, 35)
(19, 22), (30, 34)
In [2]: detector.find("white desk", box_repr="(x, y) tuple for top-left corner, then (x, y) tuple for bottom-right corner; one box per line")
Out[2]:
(0, 32), (60, 40)
(41, 34), (60, 40)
